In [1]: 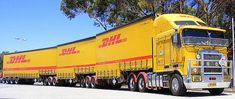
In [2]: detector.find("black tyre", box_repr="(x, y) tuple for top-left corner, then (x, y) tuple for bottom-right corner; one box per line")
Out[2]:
(208, 88), (224, 95)
(170, 74), (187, 96)
(128, 75), (137, 91)
(85, 76), (91, 88)
(80, 77), (86, 88)
(14, 78), (19, 84)
(10, 78), (14, 84)
(43, 78), (48, 86)
(112, 84), (122, 89)
(47, 77), (53, 86)
(91, 77), (96, 88)
(52, 79), (57, 86)
(137, 75), (147, 92)
(5, 78), (9, 84)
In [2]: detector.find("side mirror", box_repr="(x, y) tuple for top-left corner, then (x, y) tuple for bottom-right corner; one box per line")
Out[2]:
(172, 33), (181, 47)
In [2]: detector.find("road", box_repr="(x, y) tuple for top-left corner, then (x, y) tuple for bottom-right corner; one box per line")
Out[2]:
(0, 84), (234, 99)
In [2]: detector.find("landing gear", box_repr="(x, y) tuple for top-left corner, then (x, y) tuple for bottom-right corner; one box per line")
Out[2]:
(208, 88), (224, 95)
(170, 74), (186, 96)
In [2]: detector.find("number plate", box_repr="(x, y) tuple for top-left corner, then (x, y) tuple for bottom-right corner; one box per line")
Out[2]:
(208, 82), (216, 87)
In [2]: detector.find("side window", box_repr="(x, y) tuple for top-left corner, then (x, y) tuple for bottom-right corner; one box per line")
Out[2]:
(197, 21), (207, 26)
(172, 33), (181, 47)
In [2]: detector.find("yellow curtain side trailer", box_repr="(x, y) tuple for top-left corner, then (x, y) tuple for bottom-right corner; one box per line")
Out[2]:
(2, 47), (57, 84)
(56, 36), (96, 86)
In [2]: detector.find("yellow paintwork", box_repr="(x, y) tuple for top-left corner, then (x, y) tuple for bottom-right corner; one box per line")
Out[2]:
(57, 38), (96, 79)
(96, 17), (154, 78)
(153, 14), (228, 75)
(3, 48), (57, 78)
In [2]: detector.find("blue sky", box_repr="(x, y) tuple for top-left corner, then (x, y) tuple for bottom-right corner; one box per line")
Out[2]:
(0, 0), (103, 52)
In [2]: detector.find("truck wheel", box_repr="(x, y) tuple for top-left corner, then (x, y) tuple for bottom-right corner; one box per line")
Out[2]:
(52, 77), (57, 86)
(80, 77), (86, 88)
(170, 74), (187, 96)
(43, 78), (48, 86)
(85, 76), (91, 88)
(2, 78), (6, 84)
(47, 77), (53, 86)
(208, 88), (224, 95)
(137, 75), (147, 92)
(112, 84), (122, 89)
(91, 76), (96, 88)
(14, 78), (19, 84)
(10, 78), (14, 84)
(5, 78), (9, 84)
(128, 75), (137, 91)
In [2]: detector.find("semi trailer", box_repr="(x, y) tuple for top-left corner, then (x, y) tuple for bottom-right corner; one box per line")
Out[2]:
(1, 14), (232, 96)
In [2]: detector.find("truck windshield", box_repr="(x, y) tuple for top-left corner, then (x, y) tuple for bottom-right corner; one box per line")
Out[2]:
(182, 29), (228, 46)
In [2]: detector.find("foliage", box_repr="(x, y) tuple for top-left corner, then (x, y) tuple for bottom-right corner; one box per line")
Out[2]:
(60, 0), (235, 57)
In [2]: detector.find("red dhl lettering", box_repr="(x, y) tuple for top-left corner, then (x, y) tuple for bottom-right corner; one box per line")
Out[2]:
(7, 55), (30, 64)
(59, 47), (80, 56)
(99, 34), (127, 48)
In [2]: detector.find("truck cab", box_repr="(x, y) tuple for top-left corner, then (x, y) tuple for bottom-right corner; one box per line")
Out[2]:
(152, 14), (232, 95)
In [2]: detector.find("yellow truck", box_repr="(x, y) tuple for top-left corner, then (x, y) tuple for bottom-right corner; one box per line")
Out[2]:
(1, 14), (232, 96)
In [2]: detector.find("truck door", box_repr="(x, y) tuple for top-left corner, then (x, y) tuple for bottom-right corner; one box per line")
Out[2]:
(156, 35), (172, 71)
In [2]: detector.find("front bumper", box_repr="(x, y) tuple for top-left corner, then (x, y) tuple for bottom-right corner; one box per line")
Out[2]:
(184, 81), (230, 89)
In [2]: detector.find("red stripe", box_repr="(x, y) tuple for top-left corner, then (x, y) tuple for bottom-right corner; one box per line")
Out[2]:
(3, 55), (152, 71)
(57, 64), (96, 69)
(3, 66), (57, 71)
(96, 55), (152, 65)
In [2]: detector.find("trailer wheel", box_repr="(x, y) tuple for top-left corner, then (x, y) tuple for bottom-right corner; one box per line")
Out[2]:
(43, 78), (48, 86)
(14, 78), (19, 84)
(85, 76), (91, 88)
(208, 88), (224, 95)
(170, 74), (187, 96)
(91, 76), (96, 88)
(80, 77), (86, 88)
(128, 75), (137, 91)
(52, 77), (57, 86)
(2, 78), (6, 84)
(10, 78), (14, 84)
(5, 78), (9, 84)
(137, 75), (147, 92)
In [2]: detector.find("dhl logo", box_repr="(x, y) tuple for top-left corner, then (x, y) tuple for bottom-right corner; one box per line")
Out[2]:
(59, 47), (80, 56)
(99, 33), (127, 48)
(7, 55), (30, 64)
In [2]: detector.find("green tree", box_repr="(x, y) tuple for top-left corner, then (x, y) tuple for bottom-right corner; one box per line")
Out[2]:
(60, 0), (193, 30)
(60, 0), (234, 57)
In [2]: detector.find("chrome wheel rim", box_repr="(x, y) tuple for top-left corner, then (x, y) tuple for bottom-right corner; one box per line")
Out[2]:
(172, 78), (179, 92)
